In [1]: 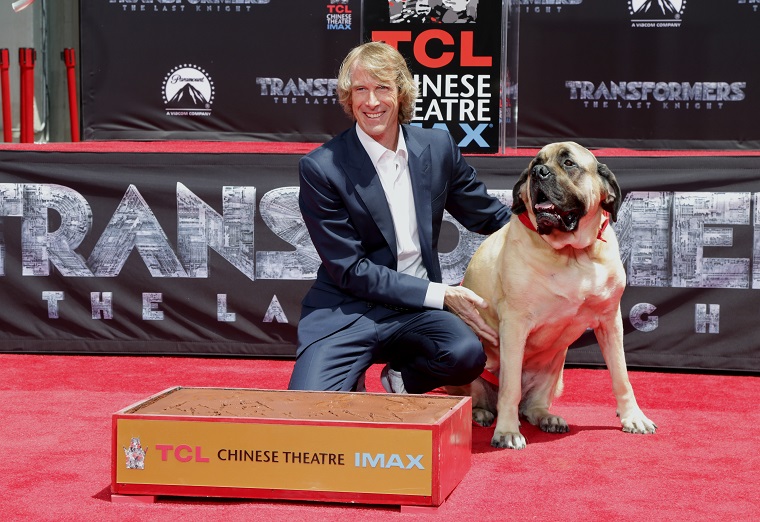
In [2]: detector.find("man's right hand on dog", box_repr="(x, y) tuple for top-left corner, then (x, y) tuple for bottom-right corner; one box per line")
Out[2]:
(443, 286), (499, 348)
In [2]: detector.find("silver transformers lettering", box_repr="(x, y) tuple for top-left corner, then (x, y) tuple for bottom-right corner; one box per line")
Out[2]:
(0, 183), (23, 276)
(5, 184), (760, 293)
(19, 184), (93, 277)
(2, 183), (261, 280)
(143, 292), (164, 320)
(614, 191), (672, 287)
(629, 303), (658, 332)
(91, 292), (114, 319)
(217, 293), (235, 321)
(566, 81), (746, 102)
(615, 191), (752, 289)
(671, 192), (750, 289)
(42, 291), (64, 319)
(753, 193), (760, 289)
(177, 183), (255, 280)
(256, 187), (319, 279)
(255, 78), (338, 97)
(695, 304), (720, 334)
(262, 294), (288, 323)
(87, 185), (187, 278)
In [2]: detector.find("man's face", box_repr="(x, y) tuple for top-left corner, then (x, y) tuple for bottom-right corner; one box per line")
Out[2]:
(350, 63), (400, 151)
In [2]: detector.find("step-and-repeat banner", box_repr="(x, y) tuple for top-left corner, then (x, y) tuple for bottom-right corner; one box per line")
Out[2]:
(516, 0), (760, 148)
(80, 0), (506, 153)
(0, 149), (758, 373)
(80, 1), (361, 143)
(80, 1), (760, 149)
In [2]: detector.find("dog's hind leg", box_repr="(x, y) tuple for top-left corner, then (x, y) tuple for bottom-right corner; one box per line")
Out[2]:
(447, 377), (498, 427)
(471, 376), (498, 426)
(520, 353), (569, 434)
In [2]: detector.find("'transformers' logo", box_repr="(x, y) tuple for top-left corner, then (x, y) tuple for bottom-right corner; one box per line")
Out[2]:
(565, 80), (746, 111)
(629, 0), (686, 28)
(163, 64), (215, 117)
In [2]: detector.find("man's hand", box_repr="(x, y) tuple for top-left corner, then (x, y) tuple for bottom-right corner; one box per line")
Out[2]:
(443, 286), (499, 347)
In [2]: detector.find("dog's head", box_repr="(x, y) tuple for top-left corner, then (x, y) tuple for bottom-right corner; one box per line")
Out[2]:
(512, 142), (621, 239)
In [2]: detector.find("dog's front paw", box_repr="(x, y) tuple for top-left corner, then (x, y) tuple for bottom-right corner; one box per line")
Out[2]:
(619, 410), (657, 434)
(472, 407), (495, 427)
(491, 431), (527, 450)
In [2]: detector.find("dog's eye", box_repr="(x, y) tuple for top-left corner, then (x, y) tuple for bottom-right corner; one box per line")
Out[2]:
(563, 159), (576, 168)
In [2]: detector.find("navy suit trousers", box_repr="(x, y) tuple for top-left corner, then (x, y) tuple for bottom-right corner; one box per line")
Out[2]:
(287, 305), (486, 394)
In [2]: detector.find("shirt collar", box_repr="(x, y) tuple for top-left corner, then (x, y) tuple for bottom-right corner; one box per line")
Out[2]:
(355, 123), (407, 167)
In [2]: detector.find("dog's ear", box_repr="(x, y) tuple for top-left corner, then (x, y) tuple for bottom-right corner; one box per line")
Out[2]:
(511, 166), (531, 214)
(597, 162), (622, 222)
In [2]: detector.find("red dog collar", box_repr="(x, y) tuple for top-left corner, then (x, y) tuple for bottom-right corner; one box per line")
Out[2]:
(518, 211), (609, 242)
(479, 368), (500, 387)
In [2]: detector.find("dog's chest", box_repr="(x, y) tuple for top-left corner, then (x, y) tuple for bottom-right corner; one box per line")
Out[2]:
(534, 250), (623, 321)
(520, 254), (624, 363)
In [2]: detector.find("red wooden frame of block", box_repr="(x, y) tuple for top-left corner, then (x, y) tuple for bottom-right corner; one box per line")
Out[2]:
(111, 387), (472, 508)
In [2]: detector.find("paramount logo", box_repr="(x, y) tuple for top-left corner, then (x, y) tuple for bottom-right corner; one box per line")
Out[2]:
(163, 64), (214, 116)
(628, 0), (685, 28)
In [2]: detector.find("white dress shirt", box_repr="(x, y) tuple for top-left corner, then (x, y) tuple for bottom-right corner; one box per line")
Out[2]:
(356, 124), (446, 309)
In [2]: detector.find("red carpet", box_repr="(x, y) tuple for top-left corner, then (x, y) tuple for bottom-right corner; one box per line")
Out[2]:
(1, 354), (757, 521)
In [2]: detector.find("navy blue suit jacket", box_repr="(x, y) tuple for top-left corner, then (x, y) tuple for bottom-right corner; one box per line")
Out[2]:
(296, 124), (510, 355)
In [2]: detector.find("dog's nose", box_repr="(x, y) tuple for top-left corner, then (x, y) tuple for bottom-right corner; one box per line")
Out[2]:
(532, 164), (552, 180)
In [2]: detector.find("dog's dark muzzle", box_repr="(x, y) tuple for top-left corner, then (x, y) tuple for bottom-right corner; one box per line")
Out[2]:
(531, 165), (583, 235)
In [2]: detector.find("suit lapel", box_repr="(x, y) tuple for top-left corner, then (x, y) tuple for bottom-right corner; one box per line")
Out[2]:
(404, 127), (437, 280)
(340, 127), (398, 258)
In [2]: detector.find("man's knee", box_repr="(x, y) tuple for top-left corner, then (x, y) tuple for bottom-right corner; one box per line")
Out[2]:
(436, 337), (486, 381)
(458, 343), (487, 381)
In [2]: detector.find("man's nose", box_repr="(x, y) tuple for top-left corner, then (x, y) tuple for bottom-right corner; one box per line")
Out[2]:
(366, 90), (379, 106)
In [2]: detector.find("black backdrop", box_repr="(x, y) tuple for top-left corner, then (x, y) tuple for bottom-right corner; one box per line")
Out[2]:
(80, 0), (506, 153)
(516, 0), (759, 148)
(0, 148), (759, 373)
(80, 0), (360, 142)
(80, 1), (760, 149)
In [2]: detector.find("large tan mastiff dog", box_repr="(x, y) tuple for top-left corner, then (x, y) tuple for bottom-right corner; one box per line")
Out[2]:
(448, 142), (657, 449)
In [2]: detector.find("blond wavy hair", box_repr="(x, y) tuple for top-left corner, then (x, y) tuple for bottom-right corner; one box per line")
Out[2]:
(336, 41), (418, 124)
